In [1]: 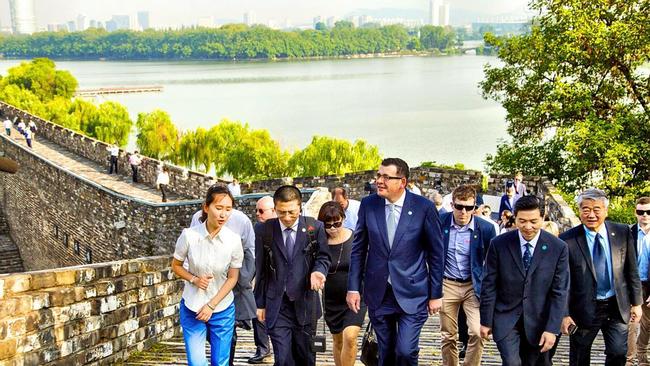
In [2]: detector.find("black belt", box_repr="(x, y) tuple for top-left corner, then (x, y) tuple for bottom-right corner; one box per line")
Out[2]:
(596, 296), (615, 304)
(443, 276), (472, 283)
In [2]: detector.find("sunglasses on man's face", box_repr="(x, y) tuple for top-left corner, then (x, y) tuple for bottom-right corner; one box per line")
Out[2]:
(636, 209), (650, 216)
(324, 221), (343, 229)
(257, 208), (272, 215)
(453, 203), (476, 212)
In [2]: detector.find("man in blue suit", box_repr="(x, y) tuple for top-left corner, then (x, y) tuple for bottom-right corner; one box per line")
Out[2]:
(254, 185), (331, 366)
(347, 157), (444, 366)
(480, 195), (570, 366)
(439, 184), (496, 366)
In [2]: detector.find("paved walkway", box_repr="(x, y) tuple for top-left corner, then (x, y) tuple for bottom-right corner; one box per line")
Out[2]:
(122, 315), (609, 365)
(4, 129), (190, 204)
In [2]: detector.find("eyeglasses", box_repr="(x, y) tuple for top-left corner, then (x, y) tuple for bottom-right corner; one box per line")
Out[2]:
(375, 174), (403, 182)
(257, 208), (273, 215)
(324, 221), (343, 229)
(637, 209), (650, 216)
(453, 203), (476, 212)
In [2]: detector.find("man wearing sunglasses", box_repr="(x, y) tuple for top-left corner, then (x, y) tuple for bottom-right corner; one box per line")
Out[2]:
(332, 186), (360, 230)
(630, 197), (650, 365)
(439, 185), (496, 366)
(347, 157), (444, 366)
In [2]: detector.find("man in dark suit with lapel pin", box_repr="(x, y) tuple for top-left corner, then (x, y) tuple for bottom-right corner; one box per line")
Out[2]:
(439, 184), (496, 366)
(254, 185), (331, 366)
(560, 188), (642, 366)
(480, 195), (569, 366)
(347, 157), (444, 366)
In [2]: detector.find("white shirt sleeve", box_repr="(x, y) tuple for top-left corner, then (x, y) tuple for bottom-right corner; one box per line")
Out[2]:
(230, 236), (244, 269)
(173, 229), (190, 261)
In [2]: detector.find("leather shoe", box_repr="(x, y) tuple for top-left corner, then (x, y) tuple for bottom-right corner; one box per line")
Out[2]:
(247, 350), (271, 364)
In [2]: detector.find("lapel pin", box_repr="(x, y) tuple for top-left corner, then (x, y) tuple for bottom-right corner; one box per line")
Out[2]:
(474, 235), (478, 239)
(542, 244), (548, 251)
(301, 228), (306, 233)
(444, 229), (449, 234)
(611, 232), (615, 236)
(408, 211), (413, 215)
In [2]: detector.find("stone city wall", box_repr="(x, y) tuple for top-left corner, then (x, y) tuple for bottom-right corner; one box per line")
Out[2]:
(0, 255), (181, 365)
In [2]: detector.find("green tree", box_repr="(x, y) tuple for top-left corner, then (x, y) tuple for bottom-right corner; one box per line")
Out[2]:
(136, 109), (179, 159)
(289, 136), (382, 176)
(0, 58), (77, 101)
(481, 0), (650, 196)
(85, 101), (133, 146)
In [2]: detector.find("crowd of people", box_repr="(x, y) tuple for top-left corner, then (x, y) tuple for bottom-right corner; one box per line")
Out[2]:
(2, 115), (37, 148)
(170, 157), (649, 366)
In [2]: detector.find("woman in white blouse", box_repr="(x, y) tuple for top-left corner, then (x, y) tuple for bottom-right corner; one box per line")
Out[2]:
(171, 184), (244, 366)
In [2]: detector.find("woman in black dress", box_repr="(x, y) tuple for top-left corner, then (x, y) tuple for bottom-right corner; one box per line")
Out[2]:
(318, 201), (367, 366)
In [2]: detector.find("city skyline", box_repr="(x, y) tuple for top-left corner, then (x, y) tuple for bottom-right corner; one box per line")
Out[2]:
(1, 0), (533, 31)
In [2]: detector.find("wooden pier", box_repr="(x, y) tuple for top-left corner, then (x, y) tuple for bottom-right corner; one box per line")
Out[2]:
(75, 85), (163, 97)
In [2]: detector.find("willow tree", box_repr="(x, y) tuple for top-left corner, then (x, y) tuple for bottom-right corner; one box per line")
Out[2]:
(289, 136), (382, 177)
(136, 110), (179, 160)
(482, 0), (650, 196)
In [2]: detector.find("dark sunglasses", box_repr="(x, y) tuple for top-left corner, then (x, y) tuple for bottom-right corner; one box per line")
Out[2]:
(637, 209), (650, 216)
(453, 203), (476, 212)
(257, 208), (272, 214)
(324, 221), (343, 229)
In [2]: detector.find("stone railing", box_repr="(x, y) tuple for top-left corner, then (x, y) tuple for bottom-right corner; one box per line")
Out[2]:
(0, 256), (181, 365)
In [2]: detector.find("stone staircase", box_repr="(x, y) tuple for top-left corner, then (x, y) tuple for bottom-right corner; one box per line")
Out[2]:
(0, 208), (23, 274)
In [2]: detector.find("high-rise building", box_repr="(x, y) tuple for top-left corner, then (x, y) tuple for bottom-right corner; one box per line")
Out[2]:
(429, 0), (450, 26)
(440, 3), (450, 26)
(108, 15), (130, 31)
(244, 12), (255, 26)
(76, 14), (87, 31)
(9, 0), (37, 34)
(67, 20), (76, 32)
(137, 11), (150, 30)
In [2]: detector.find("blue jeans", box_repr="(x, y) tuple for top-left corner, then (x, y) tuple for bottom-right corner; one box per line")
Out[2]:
(180, 299), (235, 366)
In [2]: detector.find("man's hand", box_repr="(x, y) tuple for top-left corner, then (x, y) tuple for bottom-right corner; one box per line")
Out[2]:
(310, 271), (326, 291)
(561, 316), (575, 335)
(480, 326), (492, 340)
(631, 305), (643, 323)
(194, 274), (213, 291)
(645, 295), (650, 308)
(256, 308), (266, 323)
(538, 331), (556, 353)
(346, 292), (361, 313)
(428, 298), (442, 315)
(195, 304), (213, 322)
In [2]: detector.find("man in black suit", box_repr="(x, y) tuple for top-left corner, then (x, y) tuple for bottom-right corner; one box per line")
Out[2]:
(480, 195), (569, 366)
(560, 188), (642, 366)
(254, 186), (331, 366)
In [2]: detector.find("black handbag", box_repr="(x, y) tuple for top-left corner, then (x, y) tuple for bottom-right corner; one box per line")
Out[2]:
(360, 323), (379, 366)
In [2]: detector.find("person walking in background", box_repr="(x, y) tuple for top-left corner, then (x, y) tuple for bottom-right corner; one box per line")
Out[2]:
(319, 201), (367, 366)
(560, 188), (642, 366)
(129, 151), (142, 183)
(499, 180), (516, 217)
(627, 196), (650, 365)
(156, 166), (170, 202)
(171, 184), (243, 366)
(16, 119), (25, 135)
(480, 196), (569, 366)
(107, 142), (119, 174)
(513, 172), (527, 203)
(4, 117), (12, 136)
(254, 185), (330, 366)
(331, 186), (360, 230)
(407, 181), (422, 195)
(248, 195), (276, 364)
(228, 178), (241, 196)
(24, 127), (33, 148)
(347, 157), (444, 366)
(439, 185), (496, 366)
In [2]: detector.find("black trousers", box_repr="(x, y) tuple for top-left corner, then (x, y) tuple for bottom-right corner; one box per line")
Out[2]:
(267, 295), (315, 366)
(109, 156), (118, 174)
(569, 297), (628, 366)
(253, 318), (271, 354)
(131, 164), (138, 182)
(159, 184), (167, 202)
(496, 317), (552, 366)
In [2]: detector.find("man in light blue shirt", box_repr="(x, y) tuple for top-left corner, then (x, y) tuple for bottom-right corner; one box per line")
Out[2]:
(631, 196), (650, 365)
(332, 186), (360, 230)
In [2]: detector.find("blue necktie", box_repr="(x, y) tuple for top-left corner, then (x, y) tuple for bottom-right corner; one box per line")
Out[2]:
(284, 228), (295, 262)
(593, 233), (611, 297)
(386, 204), (397, 248)
(523, 243), (532, 272)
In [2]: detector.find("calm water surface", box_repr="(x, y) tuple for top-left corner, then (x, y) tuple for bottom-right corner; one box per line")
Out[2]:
(0, 56), (507, 169)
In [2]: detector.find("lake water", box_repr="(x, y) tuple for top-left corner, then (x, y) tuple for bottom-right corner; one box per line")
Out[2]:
(0, 56), (507, 170)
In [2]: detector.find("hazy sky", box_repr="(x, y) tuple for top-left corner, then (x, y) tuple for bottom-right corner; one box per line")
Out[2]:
(1, 0), (532, 29)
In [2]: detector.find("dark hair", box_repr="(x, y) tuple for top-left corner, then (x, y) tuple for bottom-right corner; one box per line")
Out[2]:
(637, 197), (650, 206)
(200, 184), (235, 223)
(452, 185), (476, 203)
(381, 158), (409, 180)
(514, 195), (543, 216)
(273, 185), (302, 204)
(318, 201), (346, 223)
(331, 186), (347, 198)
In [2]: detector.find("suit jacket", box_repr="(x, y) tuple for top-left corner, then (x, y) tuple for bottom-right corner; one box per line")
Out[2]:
(232, 219), (257, 322)
(254, 216), (331, 328)
(560, 221), (642, 326)
(480, 230), (569, 344)
(440, 212), (496, 297)
(498, 194), (514, 217)
(347, 191), (444, 314)
(631, 223), (640, 258)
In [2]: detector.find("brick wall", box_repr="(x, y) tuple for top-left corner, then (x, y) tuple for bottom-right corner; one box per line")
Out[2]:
(0, 255), (181, 365)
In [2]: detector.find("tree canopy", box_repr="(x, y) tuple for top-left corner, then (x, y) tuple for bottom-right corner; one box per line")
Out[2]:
(481, 0), (650, 197)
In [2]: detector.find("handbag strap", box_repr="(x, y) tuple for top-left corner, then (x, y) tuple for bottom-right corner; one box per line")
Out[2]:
(311, 289), (326, 336)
